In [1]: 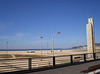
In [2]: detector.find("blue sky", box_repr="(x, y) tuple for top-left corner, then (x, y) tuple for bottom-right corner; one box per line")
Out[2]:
(0, 0), (100, 49)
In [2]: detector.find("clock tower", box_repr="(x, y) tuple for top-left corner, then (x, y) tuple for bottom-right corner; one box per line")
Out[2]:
(86, 18), (95, 58)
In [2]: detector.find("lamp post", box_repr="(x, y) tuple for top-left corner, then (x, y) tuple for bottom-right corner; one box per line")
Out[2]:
(47, 42), (48, 54)
(6, 42), (8, 54)
(52, 32), (60, 56)
(40, 36), (43, 60)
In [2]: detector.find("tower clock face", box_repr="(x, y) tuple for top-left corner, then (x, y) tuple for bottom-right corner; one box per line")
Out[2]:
(89, 18), (92, 23)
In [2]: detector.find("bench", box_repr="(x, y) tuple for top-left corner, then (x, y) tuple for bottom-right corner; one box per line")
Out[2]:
(80, 64), (100, 74)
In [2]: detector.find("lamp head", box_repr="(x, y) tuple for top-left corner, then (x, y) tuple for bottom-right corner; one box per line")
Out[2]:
(57, 32), (61, 34)
(40, 36), (43, 38)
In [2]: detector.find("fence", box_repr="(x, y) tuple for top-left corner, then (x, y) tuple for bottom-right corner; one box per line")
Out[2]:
(0, 52), (100, 73)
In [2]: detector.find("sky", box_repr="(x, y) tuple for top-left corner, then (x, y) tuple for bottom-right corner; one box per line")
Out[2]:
(0, 0), (100, 49)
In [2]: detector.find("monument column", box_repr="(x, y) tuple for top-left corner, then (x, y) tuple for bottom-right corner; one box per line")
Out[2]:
(86, 18), (95, 58)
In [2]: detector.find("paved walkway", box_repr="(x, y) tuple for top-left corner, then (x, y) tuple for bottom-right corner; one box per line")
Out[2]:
(28, 60), (100, 74)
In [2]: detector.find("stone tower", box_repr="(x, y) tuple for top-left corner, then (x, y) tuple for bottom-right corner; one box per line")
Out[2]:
(86, 18), (95, 58)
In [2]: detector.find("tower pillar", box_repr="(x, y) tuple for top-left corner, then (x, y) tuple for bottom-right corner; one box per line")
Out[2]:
(86, 18), (95, 58)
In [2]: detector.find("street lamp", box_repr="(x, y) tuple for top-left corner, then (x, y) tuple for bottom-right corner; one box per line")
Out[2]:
(52, 32), (61, 56)
(6, 42), (8, 54)
(47, 42), (48, 54)
(40, 36), (43, 60)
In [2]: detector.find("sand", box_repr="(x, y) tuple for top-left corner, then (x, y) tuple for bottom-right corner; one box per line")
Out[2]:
(0, 49), (87, 56)
(0, 47), (100, 57)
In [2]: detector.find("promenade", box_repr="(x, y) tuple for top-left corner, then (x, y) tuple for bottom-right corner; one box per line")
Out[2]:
(28, 60), (100, 74)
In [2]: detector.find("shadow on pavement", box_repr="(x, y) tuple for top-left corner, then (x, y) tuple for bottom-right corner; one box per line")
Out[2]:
(2, 59), (100, 74)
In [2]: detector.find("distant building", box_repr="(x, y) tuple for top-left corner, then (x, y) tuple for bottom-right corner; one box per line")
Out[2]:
(86, 18), (95, 58)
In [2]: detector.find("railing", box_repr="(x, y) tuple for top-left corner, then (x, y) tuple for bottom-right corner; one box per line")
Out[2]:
(0, 52), (100, 73)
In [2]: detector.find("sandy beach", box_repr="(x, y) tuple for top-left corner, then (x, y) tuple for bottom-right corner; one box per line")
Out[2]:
(0, 49), (87, 56)
(0, 46), (100, 57)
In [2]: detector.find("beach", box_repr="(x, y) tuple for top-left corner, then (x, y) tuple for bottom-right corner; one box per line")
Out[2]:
(0, 49), (87, 56)
(0, 46), (100, 57)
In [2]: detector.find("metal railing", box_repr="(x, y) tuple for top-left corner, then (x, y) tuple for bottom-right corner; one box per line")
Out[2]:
(0, 52), (100, 73)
